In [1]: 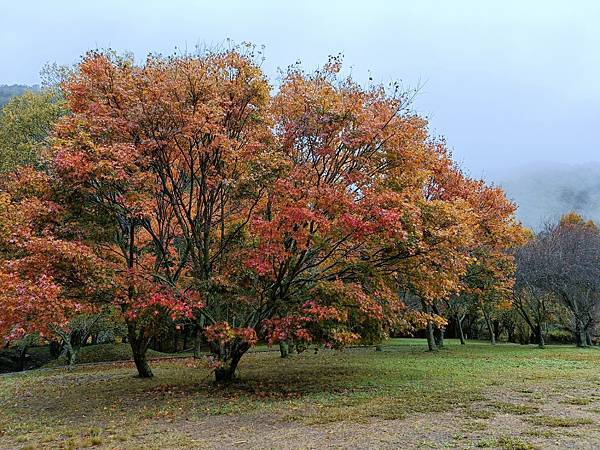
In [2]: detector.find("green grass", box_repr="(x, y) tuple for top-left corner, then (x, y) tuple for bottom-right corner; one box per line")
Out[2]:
(0, 339), (599, 448)
(488, 401), (540, 415)
(526, 415), (594, 427)
(561, 396), (593, 405)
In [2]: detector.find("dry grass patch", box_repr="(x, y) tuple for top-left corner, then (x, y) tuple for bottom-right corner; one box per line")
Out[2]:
(526, 415), (594, 427)
(1, 340), (599, 449)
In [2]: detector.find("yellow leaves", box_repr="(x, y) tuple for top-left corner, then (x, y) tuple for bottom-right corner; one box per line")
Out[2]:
(559, 211), (599, 232)
(399, 309), (447, 332)
(560, 211), (585, 226)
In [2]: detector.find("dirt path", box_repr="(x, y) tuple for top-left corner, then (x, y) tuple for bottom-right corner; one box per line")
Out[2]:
(116, 385), (600, 449)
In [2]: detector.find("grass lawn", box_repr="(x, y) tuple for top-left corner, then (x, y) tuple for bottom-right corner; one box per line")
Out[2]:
(0, 339), (599, 449)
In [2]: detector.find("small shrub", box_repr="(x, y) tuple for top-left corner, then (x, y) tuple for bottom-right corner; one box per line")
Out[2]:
(545, 329), (573, 345)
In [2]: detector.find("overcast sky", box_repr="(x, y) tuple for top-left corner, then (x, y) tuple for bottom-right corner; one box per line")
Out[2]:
(1, 1), (599, 179)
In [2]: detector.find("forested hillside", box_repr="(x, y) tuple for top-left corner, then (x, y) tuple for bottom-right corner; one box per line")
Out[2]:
(0, 84), (38, 107)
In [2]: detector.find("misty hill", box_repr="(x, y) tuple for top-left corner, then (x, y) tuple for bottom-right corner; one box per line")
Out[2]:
(495, 162), (600, 230)
(0, 84), (39, 107)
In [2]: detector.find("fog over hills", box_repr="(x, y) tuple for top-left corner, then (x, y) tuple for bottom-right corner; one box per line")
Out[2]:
(491, 162), (600, 230)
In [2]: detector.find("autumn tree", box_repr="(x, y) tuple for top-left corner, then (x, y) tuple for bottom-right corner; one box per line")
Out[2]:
(451, 176), (526, 345)
(392, 146), (525, 350)
(52, 51), (452, 380)
(3, 47), (528, 381)
(52, 49), (271, 378)
(186, 59), (428, 378)
(393, 151), (478, 351)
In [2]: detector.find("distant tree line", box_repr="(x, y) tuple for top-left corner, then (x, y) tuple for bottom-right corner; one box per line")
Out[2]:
(411, 212), (600, 349)
(0, 84), (38, 108)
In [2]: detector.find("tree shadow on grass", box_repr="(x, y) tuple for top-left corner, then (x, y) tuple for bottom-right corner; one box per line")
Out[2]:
(0, 351), (377, 427)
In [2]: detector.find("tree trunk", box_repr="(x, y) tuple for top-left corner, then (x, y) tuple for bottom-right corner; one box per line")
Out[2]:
(536, 324), (545, 349)
(457, 315), (466, 345)
(493, 320), (501, 343)
(426, 320), (437, 351)
(193, 316), (206, 358)
(214, 364), (236, 383)
(213, 343), (249, 383)
(507, 326), (516, 343)
(279, 340), (289, 358)
(432, 303), (444, 348)
(132, 347), (153, 378)
(433, 326), (444, 348)
(17, 345), (28, 372)
(123, 220), (152, 378)
(173, 331), (179, 353)
(574, 319), (587, 347)
(193, 326), (202, 358)
(61, 339), (78, 367)
(128, 324), (153, 378)
(67, 345), (78, 366)
(585, 330), (593, 347)
(52, 327), (80, 367)
(421, 300), (437, 351)
(483, 310), (496, 345)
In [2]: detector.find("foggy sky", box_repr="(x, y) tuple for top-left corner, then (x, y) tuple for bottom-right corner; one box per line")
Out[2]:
(2, 1), (600, 198)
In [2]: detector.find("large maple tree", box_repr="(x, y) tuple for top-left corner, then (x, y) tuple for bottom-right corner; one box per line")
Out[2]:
(0, 49), (524, 381)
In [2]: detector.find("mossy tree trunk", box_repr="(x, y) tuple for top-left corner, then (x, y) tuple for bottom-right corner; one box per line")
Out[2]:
(482, 308), (496, 345)
(422, 300), (437, 352)
(536, 324), (545, 349)
(457, 315), (466, 345)
(279, 340), (289, 358)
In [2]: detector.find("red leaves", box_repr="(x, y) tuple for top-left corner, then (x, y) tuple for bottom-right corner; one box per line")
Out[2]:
(261, 317), (312, 345)
(339, 212), (377, 237)
(0, 272), (81, 340)
(119, 278), (204, 323)
(302, 300), (345, 321)
(0, 185), (106, 343)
